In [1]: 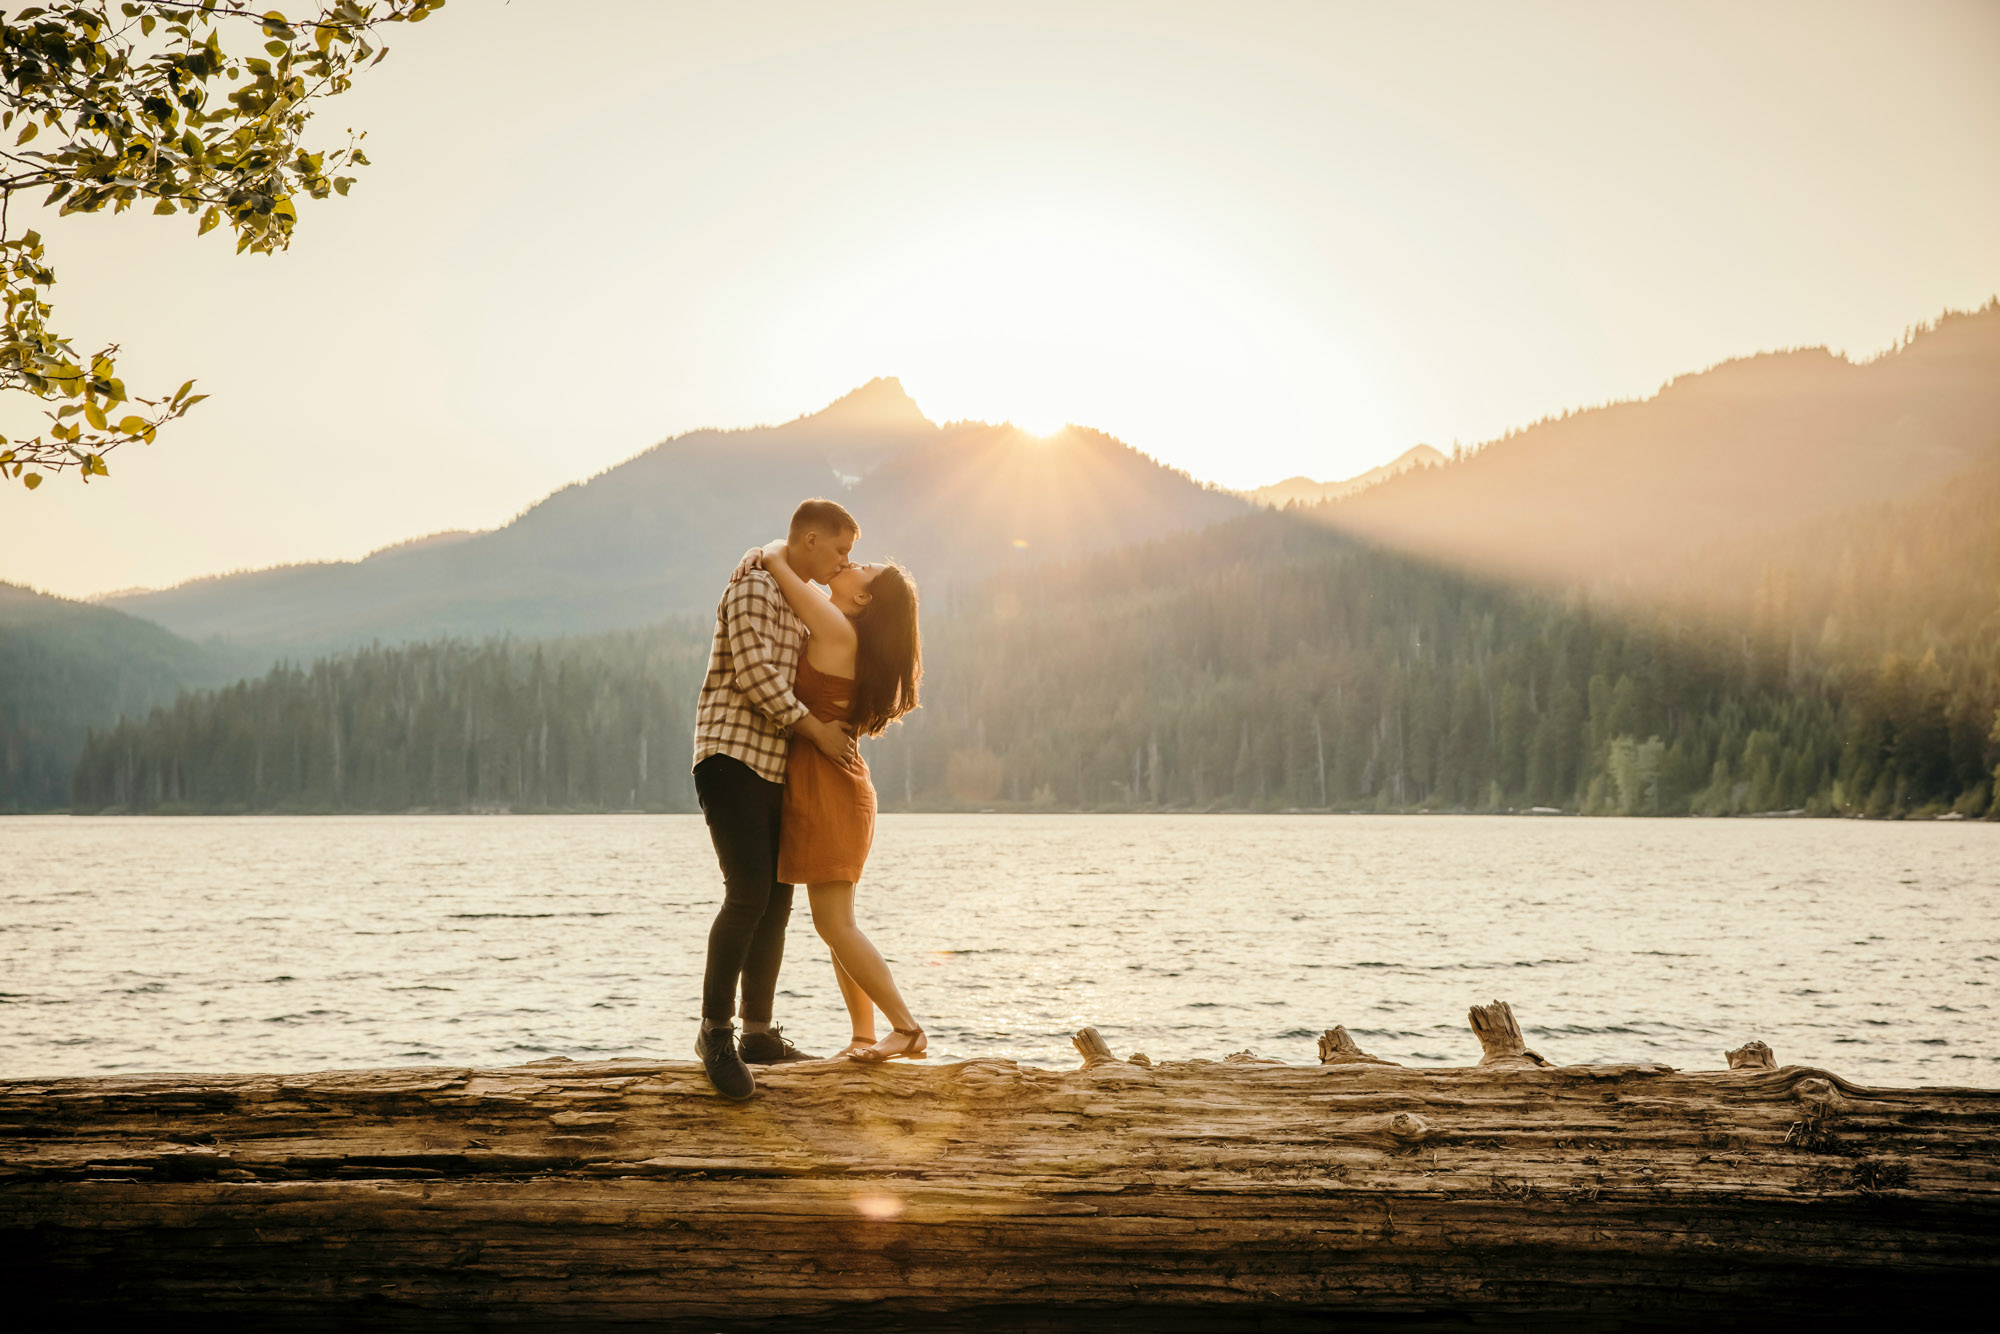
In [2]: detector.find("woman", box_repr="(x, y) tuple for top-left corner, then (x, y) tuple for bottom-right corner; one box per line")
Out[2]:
(759, 538), (927, 1062)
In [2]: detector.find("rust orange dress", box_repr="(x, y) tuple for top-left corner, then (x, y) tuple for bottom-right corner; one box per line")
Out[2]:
(777, 655), (876, 885)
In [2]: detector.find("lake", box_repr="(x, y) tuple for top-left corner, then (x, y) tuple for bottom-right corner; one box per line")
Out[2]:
(2, 813), (1994, 1085)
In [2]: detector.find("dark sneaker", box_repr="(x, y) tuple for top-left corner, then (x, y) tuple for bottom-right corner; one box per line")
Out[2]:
(739, 1025), (818, 1064)
(695, 1023), (755, 1101)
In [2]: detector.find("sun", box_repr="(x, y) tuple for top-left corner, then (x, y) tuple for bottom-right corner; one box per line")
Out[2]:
(785, 202), (1322, 484)
(1012, 412), (1069, 439)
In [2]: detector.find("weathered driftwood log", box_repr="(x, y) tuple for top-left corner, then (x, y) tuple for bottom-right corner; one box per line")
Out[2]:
(3, 1005), (1996, 1330)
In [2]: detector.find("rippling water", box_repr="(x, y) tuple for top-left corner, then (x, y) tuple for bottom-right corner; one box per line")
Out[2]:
(2, 814), (1995, 1085)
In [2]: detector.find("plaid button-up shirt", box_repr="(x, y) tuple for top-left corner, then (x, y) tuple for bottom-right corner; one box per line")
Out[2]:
(691, 550), (808, 784)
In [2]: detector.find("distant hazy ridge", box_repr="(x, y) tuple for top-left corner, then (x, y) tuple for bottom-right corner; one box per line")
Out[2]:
(1239, 444), (1447, 509)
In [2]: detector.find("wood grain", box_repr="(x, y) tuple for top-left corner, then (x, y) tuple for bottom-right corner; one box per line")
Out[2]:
(3, 1015), (1995, 1329)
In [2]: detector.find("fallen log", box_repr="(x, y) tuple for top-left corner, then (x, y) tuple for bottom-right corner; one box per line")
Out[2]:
(2, 1001), (1995, 1330)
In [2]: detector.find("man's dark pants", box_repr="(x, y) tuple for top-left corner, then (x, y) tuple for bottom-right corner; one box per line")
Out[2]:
(695, 754), (792, 1026)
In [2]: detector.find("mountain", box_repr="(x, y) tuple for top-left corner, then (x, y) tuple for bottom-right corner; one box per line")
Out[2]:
(104, 378), (1248, 652)
(62, 307), (2000, 819)
(851, 422), (1245, 592)
(1241, 444), (1446, 509)
(1310, 302), (2000, 593)
(0, 583), (243, 810)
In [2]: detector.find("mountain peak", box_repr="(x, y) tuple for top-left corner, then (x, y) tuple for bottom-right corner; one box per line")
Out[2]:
(808, 376), (934, 432)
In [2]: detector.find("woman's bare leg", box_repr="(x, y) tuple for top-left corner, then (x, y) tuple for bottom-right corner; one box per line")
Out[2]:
(830, 950), (877, 1044)
(808, 881), (918, 1038)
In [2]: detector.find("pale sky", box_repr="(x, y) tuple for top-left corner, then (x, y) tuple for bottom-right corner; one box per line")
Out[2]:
(5, 0), (1997, 599)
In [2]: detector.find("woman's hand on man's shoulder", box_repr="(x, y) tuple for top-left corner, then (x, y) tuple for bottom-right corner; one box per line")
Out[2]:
(729, 548), (762, 581)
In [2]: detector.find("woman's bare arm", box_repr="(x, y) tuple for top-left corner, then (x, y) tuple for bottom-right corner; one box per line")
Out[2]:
(760, 540), (856, 648)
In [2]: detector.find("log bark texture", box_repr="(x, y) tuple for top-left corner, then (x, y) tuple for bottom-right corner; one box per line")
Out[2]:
(2, 1051), (1996, 1330)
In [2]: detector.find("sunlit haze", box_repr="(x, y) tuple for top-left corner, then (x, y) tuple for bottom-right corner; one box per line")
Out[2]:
(3, 0), (1996, 598)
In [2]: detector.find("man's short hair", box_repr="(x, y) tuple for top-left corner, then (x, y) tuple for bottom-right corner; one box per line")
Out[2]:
(789, 498), (860, 539)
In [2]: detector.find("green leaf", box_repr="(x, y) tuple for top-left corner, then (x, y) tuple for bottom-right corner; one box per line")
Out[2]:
(85, 403), (108, 430)
(198, 206), (221, 236)
(16, 121), (37, 145)
(118, 415), (147, 435)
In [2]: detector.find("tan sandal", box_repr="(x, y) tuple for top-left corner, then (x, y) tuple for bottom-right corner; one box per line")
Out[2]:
(851, 1026), (927, 1063)
(830, 1036), (877, 1060)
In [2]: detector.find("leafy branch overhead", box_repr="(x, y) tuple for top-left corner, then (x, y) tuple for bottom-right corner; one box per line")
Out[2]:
(0, 0), (445, 489)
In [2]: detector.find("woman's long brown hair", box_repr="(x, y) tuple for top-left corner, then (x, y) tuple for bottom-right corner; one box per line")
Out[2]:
(851, 563), (921, 737)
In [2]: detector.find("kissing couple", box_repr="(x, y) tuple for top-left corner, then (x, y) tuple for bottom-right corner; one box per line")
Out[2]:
(688, 498), (927, 1100)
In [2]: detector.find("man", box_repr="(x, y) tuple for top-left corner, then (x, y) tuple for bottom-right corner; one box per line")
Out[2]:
(691, 498), (861, 1100)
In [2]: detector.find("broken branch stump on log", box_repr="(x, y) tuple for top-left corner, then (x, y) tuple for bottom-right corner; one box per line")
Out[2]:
(1729, 1040), (1778, 1069)
(1468, 998), (1553, 1067)
(1072, 1025), (1121, 1067)
(1318, 1025), (1397, 1065)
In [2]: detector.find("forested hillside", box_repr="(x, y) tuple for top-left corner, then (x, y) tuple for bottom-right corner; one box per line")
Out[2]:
(72, 498), (2000, 817)
(71, 628), (711, 814)
(103, 379), (1245, 652)
(1316, 302), (2000, 591)
(1634, 455), (2000, 815)
(0, 585), (242, 811)
(890, 501), (1994, 818)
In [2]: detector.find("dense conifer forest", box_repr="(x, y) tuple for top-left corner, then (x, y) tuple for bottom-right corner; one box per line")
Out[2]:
(0, 584), (240, 812)
(69, 488), (2000, 818)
